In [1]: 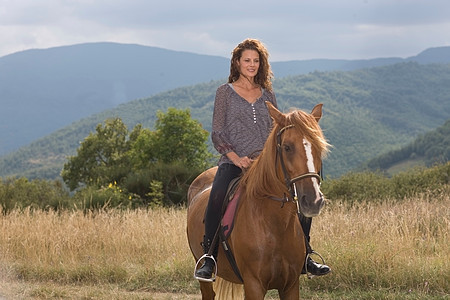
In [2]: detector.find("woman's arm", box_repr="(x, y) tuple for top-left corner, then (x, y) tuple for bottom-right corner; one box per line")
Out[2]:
(211, 85), (234, 155)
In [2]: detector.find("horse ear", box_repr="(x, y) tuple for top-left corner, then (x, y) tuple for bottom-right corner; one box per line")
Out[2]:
(311, 103), (323, 122)
(266, 101), (285, 125)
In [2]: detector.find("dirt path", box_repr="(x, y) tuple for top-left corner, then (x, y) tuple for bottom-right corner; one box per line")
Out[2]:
(0, 278), (202, 300)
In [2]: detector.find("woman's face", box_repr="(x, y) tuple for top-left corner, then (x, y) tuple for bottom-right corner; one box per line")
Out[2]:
(237, 49), (260, 79)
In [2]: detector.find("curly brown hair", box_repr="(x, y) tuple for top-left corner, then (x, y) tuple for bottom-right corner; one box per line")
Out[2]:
(228, 38), (274, 92)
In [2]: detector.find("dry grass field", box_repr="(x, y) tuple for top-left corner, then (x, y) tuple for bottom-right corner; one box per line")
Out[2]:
(0, 190), (448, 299)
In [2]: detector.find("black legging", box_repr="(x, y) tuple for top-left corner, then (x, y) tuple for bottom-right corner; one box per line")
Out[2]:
(204, 163), (242, 240)
(299, 214), (312, 242)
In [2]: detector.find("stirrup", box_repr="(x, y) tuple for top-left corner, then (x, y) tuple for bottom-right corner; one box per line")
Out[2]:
(305, 250), (326, 279)
(194, 254), (218, 282)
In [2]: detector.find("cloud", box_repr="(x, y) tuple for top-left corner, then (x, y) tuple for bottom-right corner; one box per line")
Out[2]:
(0, 0), (449, 60)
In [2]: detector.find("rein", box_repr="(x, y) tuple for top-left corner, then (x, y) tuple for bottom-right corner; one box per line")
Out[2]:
(273, 124), (322, 211)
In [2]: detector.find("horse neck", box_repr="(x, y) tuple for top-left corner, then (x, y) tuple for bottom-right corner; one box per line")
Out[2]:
(237, 131), (304, 235)
(238, 174), (300, 236)
(242, 139), (287, 202)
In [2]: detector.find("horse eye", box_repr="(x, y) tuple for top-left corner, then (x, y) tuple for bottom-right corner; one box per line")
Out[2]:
(283, 144), (291, 152)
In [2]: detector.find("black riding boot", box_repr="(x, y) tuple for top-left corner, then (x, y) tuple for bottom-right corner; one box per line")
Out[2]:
(300, 215), (331, 276)
(195, 235), (218, 281)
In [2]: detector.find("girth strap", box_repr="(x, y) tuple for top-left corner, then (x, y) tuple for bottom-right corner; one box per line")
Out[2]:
(219, 232), (244, 283)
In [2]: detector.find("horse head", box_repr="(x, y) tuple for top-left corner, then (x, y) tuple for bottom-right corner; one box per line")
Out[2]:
(266, 101), (330, 217)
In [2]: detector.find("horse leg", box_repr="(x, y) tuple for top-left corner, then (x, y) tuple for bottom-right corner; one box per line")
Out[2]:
(199, 281), (215, 300)
(278, 281), (300, 300)
(242, 278), (267, 300)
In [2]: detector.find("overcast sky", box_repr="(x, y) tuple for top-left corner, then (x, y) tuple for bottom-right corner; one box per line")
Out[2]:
(1, 0), (449, 61)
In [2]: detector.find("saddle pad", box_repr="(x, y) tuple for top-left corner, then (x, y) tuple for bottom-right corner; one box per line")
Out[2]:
(222, 186), (241, 239)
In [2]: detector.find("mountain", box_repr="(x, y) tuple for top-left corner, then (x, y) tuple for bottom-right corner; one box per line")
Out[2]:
(363, 119), (450, 175)
(1, 62), (449, 179)
(1, 42), (450, 156)
(272, 46), (450, 75)
(0, 42), (229, 155)
(407, 46), (450, 64)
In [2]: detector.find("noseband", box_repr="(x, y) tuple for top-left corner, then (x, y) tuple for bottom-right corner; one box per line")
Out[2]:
(275, 124), (322, 208)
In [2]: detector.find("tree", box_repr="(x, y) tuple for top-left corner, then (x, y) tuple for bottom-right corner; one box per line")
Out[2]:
(62, 109), (213, 195)
(61, 118), (131, 190)
(129, 107), (213, 170)
(126, 127), (156, 170)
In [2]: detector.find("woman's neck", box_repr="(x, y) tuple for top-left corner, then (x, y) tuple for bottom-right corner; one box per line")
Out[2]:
(234, 76), (258, 90)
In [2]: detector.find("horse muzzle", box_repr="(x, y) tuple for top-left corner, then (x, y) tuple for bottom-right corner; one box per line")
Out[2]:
(290, 173), (324, 217)
(299, 191), (325, 218)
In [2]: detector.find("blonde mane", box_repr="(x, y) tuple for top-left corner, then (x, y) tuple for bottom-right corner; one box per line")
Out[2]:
(241, 108), (330, 201)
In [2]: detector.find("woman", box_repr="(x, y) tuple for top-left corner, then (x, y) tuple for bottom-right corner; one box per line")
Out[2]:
(195, 38), (330, 282)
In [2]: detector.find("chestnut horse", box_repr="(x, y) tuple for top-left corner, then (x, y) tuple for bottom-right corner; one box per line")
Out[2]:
(187, 102), (330, 299)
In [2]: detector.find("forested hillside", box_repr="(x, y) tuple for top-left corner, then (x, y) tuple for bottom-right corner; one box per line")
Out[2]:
(364, 119), (450, 173)
(1, 62), (449, 179)
(2, 42), (450, 155)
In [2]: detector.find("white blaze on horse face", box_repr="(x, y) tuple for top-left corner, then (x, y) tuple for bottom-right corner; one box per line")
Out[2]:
(303, 138), (321, 195)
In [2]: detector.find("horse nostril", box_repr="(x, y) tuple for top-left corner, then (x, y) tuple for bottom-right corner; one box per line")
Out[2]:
(300, 195), (309, 209)
(299, 193), (324, 218)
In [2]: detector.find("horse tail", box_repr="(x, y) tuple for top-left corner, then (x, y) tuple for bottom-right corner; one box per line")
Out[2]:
(213, 277), (244, 299)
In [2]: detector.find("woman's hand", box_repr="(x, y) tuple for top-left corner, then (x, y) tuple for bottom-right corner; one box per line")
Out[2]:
(236, 156), (252, 169)
(226, 152), (253, 169)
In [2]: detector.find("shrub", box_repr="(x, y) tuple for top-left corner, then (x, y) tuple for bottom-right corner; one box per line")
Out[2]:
(71, 183), (141, 211)
(322, 161), (450, 203)
(391, 162), (450, 198)
(0, 177), (70, 214)
(322, 171), (392, 203)
(123, 162), (202, 207)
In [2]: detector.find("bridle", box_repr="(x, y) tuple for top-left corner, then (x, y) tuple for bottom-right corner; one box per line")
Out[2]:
(271, 124), (325, 278)
(275, 124), (328, 274)
(275, 124), (322, 212)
